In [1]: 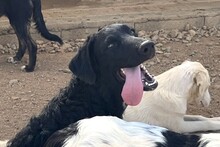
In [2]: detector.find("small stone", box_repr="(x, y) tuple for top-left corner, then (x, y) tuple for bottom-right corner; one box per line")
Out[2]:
(156, 57), (160, 63)
(189, 51), (196, 56)
(207, 42), (214, 46)
(75, 39), (86, 42)
(148, 61), (155, 66)
(156, 50), (164, 54)
(21, 98), (28, 101)
(169, 29), (179, 38)
(202, 26), (207, 30)
(138, 30), (146, 37)
(36, 40), (44, 45)
(0, 44), (4, 50)
(58, 69), (71, 74)
(151, 35), (159, 42)
(186, 43), (192, 47)
(182, 40), (189, 43)
(166, 47), (171, 53)
(189, 30), (196, 37)
(52, 44), (59, 48)
(61, 43), (72, 50)
(204, 33), (209, 37)
(6, 43), (10, 48)
(195, 38), (200, 42)
(9, 79), (19, 86)
(163, 53), (171, 57)
(11, 96), (20, 100)
(155, 43), (163, 48)
(176, 32), (183, 39)
(158, 37), (165, 41)
(49, 50), (56, 54)
(172, 60), (178, 63)
(185, 24), (190, 31)
(185, 36), (192, 41)
(161, 48), (166, 51)
(152, 30), (159, 35)
(192, 26), (197, 30)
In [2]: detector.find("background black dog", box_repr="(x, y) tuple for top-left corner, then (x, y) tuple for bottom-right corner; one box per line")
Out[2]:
(0, 0), (63, 72)
(4, 24), (156, 147)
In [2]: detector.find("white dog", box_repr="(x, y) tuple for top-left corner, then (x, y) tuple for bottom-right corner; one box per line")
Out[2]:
(124, 60), (220, 133)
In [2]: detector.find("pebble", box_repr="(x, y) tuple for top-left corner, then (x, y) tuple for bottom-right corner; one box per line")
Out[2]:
(195, 38), (200, 42)
(189, 29), (196, 37)
(169, 29), (179, 38)
(156, 50), (164, 54)
(185, 36), (192, 41)
(186, 43), (192, 47)
(138, 30), (146, 37)
(202, 26), (207, 30)
(155, 43), (163, 48)
(184, 24), (190, 31)
(58, 68), (71, 73)
(11, 96), (20, 100)
(9, 79), (19, 86)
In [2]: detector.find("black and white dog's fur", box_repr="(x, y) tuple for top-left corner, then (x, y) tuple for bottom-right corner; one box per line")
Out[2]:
(0, 24), (156, 147)
(0, 0), (63, 72)
(44, 116), (220, 147)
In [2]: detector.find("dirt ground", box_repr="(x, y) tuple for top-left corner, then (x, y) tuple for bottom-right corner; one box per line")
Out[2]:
(0, 0), (220, 141)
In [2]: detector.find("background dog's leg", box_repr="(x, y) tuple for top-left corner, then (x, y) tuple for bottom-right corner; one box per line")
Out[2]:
(184, 115), (220, 121)
(7, 21), (27, 64)
(9, 21), (37, 72)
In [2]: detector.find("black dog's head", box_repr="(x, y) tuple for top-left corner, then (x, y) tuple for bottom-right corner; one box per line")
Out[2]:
(69, 24), (157, 106)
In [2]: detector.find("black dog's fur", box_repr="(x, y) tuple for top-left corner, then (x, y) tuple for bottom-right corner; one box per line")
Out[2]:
(7, 24), (155, 147)
(0, 0), (63, 72)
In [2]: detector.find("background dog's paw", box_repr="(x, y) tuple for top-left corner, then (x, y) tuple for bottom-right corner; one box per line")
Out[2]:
(21, 65), (34, 72)
(20, 65), (26, 71)
(7, 57), (17, 64)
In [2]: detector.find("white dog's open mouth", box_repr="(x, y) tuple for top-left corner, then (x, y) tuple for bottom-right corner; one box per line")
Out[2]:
(119, 64), (158, 106)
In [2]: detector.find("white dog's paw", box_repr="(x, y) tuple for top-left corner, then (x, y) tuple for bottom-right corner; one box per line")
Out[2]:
(7, 57), (17, 64)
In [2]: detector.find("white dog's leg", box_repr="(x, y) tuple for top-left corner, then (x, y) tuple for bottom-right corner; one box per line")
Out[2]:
(178, 120), (220, 133)
(184, 115), (220, 121)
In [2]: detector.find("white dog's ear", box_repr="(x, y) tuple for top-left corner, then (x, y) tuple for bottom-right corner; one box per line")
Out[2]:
(194, 72), (209, 95)
(194, 71), (211, 106)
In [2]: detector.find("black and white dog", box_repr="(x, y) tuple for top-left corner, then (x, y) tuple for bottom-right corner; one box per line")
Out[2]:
(0, 0), (63, 72)
(45, 116), (220, 147)
(0, 24), (157, 147)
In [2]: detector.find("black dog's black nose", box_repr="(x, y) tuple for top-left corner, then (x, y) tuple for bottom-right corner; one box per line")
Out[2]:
(139, 41), (155, 56)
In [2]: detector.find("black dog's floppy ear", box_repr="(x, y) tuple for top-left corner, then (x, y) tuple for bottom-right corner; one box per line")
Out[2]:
(69, 35), (96, 84)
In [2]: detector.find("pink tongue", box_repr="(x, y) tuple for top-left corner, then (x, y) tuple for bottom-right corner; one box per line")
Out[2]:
(121, 66), (143, 106)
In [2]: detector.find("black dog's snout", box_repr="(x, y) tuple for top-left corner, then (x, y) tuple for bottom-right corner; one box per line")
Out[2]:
(139, 41), (155, 56)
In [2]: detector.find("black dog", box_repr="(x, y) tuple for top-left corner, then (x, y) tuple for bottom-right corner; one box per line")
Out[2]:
(0, 0), (63, 72)
(6, 24), (157, 147)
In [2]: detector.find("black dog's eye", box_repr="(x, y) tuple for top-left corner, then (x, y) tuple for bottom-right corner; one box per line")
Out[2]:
(108, 43), (115, 48)
(106, 36), (120, 49)
(130, 28), (137, 36)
